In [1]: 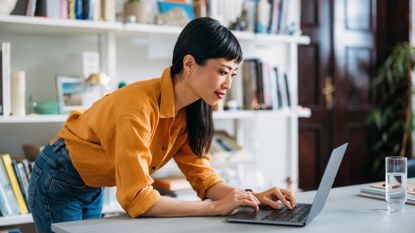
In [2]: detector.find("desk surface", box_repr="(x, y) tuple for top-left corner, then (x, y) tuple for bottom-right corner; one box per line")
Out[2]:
(52, 183), (415, 233)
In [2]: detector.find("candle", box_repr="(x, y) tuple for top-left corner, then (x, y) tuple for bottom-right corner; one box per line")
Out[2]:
(11, 71), (26, 116)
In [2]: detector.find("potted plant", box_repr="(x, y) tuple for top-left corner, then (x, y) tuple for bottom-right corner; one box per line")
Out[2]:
(123, 0), (151, 24)
(368, 44), (415, 179)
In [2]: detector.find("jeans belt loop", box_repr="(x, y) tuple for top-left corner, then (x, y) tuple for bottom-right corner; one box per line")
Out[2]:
(51, 138), (65, 153)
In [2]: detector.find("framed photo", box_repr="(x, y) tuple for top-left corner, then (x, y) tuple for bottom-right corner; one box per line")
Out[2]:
(56, 74), (84, 113)
(158, 1), (195, 20)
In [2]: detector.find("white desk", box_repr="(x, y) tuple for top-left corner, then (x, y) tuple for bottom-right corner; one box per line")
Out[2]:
(52, 183), (415, 233)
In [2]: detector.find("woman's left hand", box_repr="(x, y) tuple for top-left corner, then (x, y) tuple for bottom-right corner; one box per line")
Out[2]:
(252, 187), (297, 210)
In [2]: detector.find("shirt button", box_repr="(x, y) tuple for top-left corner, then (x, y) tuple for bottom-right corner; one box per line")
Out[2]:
(151, 166), (156, 170)
(161, 147), (166, 150)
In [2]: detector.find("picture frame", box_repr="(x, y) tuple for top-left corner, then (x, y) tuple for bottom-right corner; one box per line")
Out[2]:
(158, 1), (195, 20)
(55, 74), (84, 113)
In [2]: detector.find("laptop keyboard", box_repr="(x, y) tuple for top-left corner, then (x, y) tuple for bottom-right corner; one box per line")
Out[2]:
(263, 204), (311, 222)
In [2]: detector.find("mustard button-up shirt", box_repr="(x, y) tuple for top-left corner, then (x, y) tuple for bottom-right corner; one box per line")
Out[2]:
(51, 67), (223, 217)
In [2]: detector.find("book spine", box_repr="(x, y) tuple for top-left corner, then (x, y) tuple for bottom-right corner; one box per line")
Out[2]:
(0, 157), (20, 215)
(269, 66), (278, 110)
(277, 68), (287, 108)
(75, 0), (83, 19)
(0, 50), (3, 115)
(283, 73), (291, 106)
(17, 163), (30, 199)
(25, 0), (36, 17)
(1, 42), (11, 116)
(69, 0), (75, 19)
(274, 67), (282, 109)
(2, 154), (28, 214)
(61, 0), (69, 19)
(82, 0), (90, 20)
(12, 161), (29, 206)
(0, 177), (13, 216)
(255, 59), (264, 109)
(242, 61), (252, 110)
(93, 0), (101, 21)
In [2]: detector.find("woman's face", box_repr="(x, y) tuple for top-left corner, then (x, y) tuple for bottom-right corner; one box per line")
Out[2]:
(188, 58), (239, 106)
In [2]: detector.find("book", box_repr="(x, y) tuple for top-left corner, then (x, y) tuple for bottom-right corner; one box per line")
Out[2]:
(1, 42), (11, 116)
(0, 177), (13, 216)
(35, 0), (61, 18)
(283, 73), (291, 107)
(274, 67), (282, 109)
(25, 0), (37, 17)
(0, 156), (20, 215)
(359, 182), (415, 205)
(276, 68), (288, 108)
(153, 176), (192, 191)
(1, 154), (28, 214)
(12, 161), (29, 206)
(0, 49), (3, 115)
(11, 0), (29, 16)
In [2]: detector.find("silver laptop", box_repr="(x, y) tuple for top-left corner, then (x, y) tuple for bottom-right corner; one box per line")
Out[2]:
(227, 143), (348, 227)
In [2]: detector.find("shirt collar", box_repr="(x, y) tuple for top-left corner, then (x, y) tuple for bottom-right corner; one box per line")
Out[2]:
(159, 67), (175, 118)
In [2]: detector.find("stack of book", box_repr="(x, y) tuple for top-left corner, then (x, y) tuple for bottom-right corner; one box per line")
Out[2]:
(242, 59), (291, 110)
(0, 154), (31, 217)
(11, 0), (116, 22)
(152, 176), (197, 201)
(359, 182), (415, 205)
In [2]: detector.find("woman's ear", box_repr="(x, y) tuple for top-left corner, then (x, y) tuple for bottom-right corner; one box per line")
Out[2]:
(183, 55), (195, 76)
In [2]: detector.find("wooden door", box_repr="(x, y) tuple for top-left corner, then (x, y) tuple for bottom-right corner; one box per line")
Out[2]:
(298, 0), (377, 190)
(332, 0), (376, 186)
(298, 0), (332, 190)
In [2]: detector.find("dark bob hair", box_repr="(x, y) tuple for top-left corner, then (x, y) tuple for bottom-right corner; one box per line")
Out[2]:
(171, 17), (243, 157)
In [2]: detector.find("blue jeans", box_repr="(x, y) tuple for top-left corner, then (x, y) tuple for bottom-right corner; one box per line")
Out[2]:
(28, 138), (103, 233)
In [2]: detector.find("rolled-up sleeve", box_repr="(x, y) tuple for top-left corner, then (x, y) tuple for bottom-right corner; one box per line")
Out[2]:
(115, 115), (160, 217)
(173, 141), (223, 200)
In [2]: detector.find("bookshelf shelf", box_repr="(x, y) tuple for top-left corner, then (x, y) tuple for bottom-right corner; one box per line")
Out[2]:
(0, 108), (311, 123)
(212, 107), (311, 119)
(120, 23), (309, 45)
(0, 214), (32, 227)
(0, 115), (68, 123)
(254, 33), (311, 45)
(122, 23), (183, 36)
(0, 15), (309, 45)
(0, 204), (124, 227)
(0, 15), (121, 35)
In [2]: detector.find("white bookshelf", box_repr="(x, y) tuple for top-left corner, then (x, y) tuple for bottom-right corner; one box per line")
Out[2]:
(0, 15), (310, 227)
(0, 204), (124, 227)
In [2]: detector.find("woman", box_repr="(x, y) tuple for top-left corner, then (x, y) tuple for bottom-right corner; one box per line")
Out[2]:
(28, 17), (296, 233)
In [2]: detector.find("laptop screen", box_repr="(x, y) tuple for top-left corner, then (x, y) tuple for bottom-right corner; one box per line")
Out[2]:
(306, 143), (348, 224)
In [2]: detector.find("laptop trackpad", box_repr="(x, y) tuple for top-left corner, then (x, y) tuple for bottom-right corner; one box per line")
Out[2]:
(229, 206), (273, 220)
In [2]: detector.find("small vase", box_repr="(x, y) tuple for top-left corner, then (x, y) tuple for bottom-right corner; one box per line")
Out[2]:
(0, 0), (17, 15)
(124, 2), (151, 24)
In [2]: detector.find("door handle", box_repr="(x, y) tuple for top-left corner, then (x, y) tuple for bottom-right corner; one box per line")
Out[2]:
(322, 76), (335, 110)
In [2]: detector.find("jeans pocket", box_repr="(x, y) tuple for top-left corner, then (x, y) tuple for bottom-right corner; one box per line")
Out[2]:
(52, 169), (88, 190)
(28, 164), (43, 209)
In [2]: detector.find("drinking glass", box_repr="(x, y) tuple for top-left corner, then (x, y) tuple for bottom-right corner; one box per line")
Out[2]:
(385, 156), (407, 213)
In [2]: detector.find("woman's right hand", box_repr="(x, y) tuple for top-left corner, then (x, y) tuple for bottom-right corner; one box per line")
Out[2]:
(210, 189), (260, 215)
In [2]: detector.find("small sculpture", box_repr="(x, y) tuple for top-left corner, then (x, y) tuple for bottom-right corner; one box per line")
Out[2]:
(155, 8), (189, 27)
